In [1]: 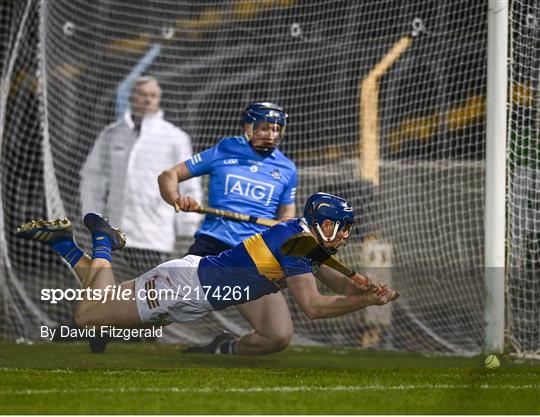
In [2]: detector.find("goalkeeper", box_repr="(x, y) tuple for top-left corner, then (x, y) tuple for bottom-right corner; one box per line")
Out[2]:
(16, 193), (398, 355)
(157, 102), (298, 354)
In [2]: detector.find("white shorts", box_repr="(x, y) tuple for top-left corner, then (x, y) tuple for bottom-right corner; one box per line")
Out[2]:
(134, 255), (213, 324)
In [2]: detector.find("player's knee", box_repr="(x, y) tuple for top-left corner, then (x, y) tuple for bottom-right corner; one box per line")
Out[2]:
(73, 309), (86, 328)
(73, 306), (87, 328)
(73, 304), (95, 328)
(268, 330), (292, 352)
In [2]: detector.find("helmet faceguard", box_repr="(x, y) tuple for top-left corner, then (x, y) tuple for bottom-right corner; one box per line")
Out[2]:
(243, 102), (287, 153)
(303, 192), (355, 254)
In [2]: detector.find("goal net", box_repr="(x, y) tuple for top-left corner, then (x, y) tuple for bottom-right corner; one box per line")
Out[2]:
(507, 0), (540, 357)
(0, 0), (537, 357)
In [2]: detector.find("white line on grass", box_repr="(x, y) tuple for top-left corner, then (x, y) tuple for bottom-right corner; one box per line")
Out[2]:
(1, 384), (538, 396)
(3, 369), (539, 379)
(3, 368), (540, 380)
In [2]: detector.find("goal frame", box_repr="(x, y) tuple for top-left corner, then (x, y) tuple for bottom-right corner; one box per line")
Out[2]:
(484, 0), (508, 354)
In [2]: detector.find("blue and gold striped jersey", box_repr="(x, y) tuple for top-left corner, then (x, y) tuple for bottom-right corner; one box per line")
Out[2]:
(198, 219), (312, 310)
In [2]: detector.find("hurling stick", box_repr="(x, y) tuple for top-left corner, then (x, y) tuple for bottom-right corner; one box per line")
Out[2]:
(190, 205), (279, 227)
(280, 233), (400, 301)
(281, 233), (357, 277)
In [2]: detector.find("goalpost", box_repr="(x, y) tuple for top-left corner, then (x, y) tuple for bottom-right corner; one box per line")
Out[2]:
(0, 0), (538, 357)
(484, 0), (508, 354)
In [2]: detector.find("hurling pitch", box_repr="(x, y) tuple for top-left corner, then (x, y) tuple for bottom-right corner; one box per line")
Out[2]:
(0, 341), (538, 414)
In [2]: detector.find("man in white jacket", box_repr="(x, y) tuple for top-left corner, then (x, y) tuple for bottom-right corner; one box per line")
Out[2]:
(80, 76), (202, 283)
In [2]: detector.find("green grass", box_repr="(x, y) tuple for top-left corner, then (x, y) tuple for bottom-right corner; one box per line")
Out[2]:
(0, 341), (538, 414)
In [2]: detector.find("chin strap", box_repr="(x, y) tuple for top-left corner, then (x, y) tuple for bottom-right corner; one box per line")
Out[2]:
(251, 146), (275, 157)
(315, 221), (340, 242)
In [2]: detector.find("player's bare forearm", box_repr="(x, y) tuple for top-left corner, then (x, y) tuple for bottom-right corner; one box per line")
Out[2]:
(315, 264), (376, 295)
(158, 162), (199, 211)
(288, 273), (393, 320)
(310, 293), (384, 319)
(158, 165), (182, 205)
(313, 265), (348, 294)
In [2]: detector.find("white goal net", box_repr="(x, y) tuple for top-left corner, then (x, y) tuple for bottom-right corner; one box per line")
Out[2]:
(0, 0), (538, 357)
(507, 0), (540, 357)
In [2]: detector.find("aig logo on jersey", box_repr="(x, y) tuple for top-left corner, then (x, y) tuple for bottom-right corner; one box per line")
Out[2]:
(225, 174), (275, 205)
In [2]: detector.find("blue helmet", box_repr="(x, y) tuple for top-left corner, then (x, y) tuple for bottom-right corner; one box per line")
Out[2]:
(243, 102), (287, 128)
(243, 102), (288, 141)
(303, 192), (355, 248)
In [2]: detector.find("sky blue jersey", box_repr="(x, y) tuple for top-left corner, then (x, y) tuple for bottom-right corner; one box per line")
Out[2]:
(185, 136), (297, 246)
(198, 219), (313, 310)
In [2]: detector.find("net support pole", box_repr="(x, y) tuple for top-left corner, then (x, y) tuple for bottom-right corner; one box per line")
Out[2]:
(115, 43), (161, 121)
(359, 36), (411, 185)
(484, 0), (508, 354)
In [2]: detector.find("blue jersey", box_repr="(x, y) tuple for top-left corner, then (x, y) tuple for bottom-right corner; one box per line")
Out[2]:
(186, 136), (297, 246)
(198, 219), (313, 310)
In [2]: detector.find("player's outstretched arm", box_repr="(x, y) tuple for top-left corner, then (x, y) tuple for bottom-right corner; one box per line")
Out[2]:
(314, 264), (378, 295)
(287, 273), (395, 320)
(158, 162), (200, 212)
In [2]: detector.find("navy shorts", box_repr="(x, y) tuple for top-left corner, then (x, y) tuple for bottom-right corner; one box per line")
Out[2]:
(185, 234), (233, 257)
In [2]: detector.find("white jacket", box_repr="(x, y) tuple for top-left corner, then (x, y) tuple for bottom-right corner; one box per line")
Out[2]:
(80, 110), (202, 252)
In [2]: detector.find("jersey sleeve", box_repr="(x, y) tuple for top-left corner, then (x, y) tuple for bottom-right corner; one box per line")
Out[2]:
(185, 144), (218, 177)
(269, 222), (312, 277)
(280, 252), (313, 278)
(279, 169), (297, 205)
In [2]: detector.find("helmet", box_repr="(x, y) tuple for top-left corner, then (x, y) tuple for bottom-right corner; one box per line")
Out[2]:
(303, 192), (355, 251)
(243, 102), (288, 142)
(243, 102), (287, 129)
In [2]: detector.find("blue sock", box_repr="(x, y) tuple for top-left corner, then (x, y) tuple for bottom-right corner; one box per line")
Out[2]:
(49, 238), (84, 268)
(91, 232), (113, 262)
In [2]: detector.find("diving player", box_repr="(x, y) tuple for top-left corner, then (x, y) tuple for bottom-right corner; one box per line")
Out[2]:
(16, 193), (398, 355)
